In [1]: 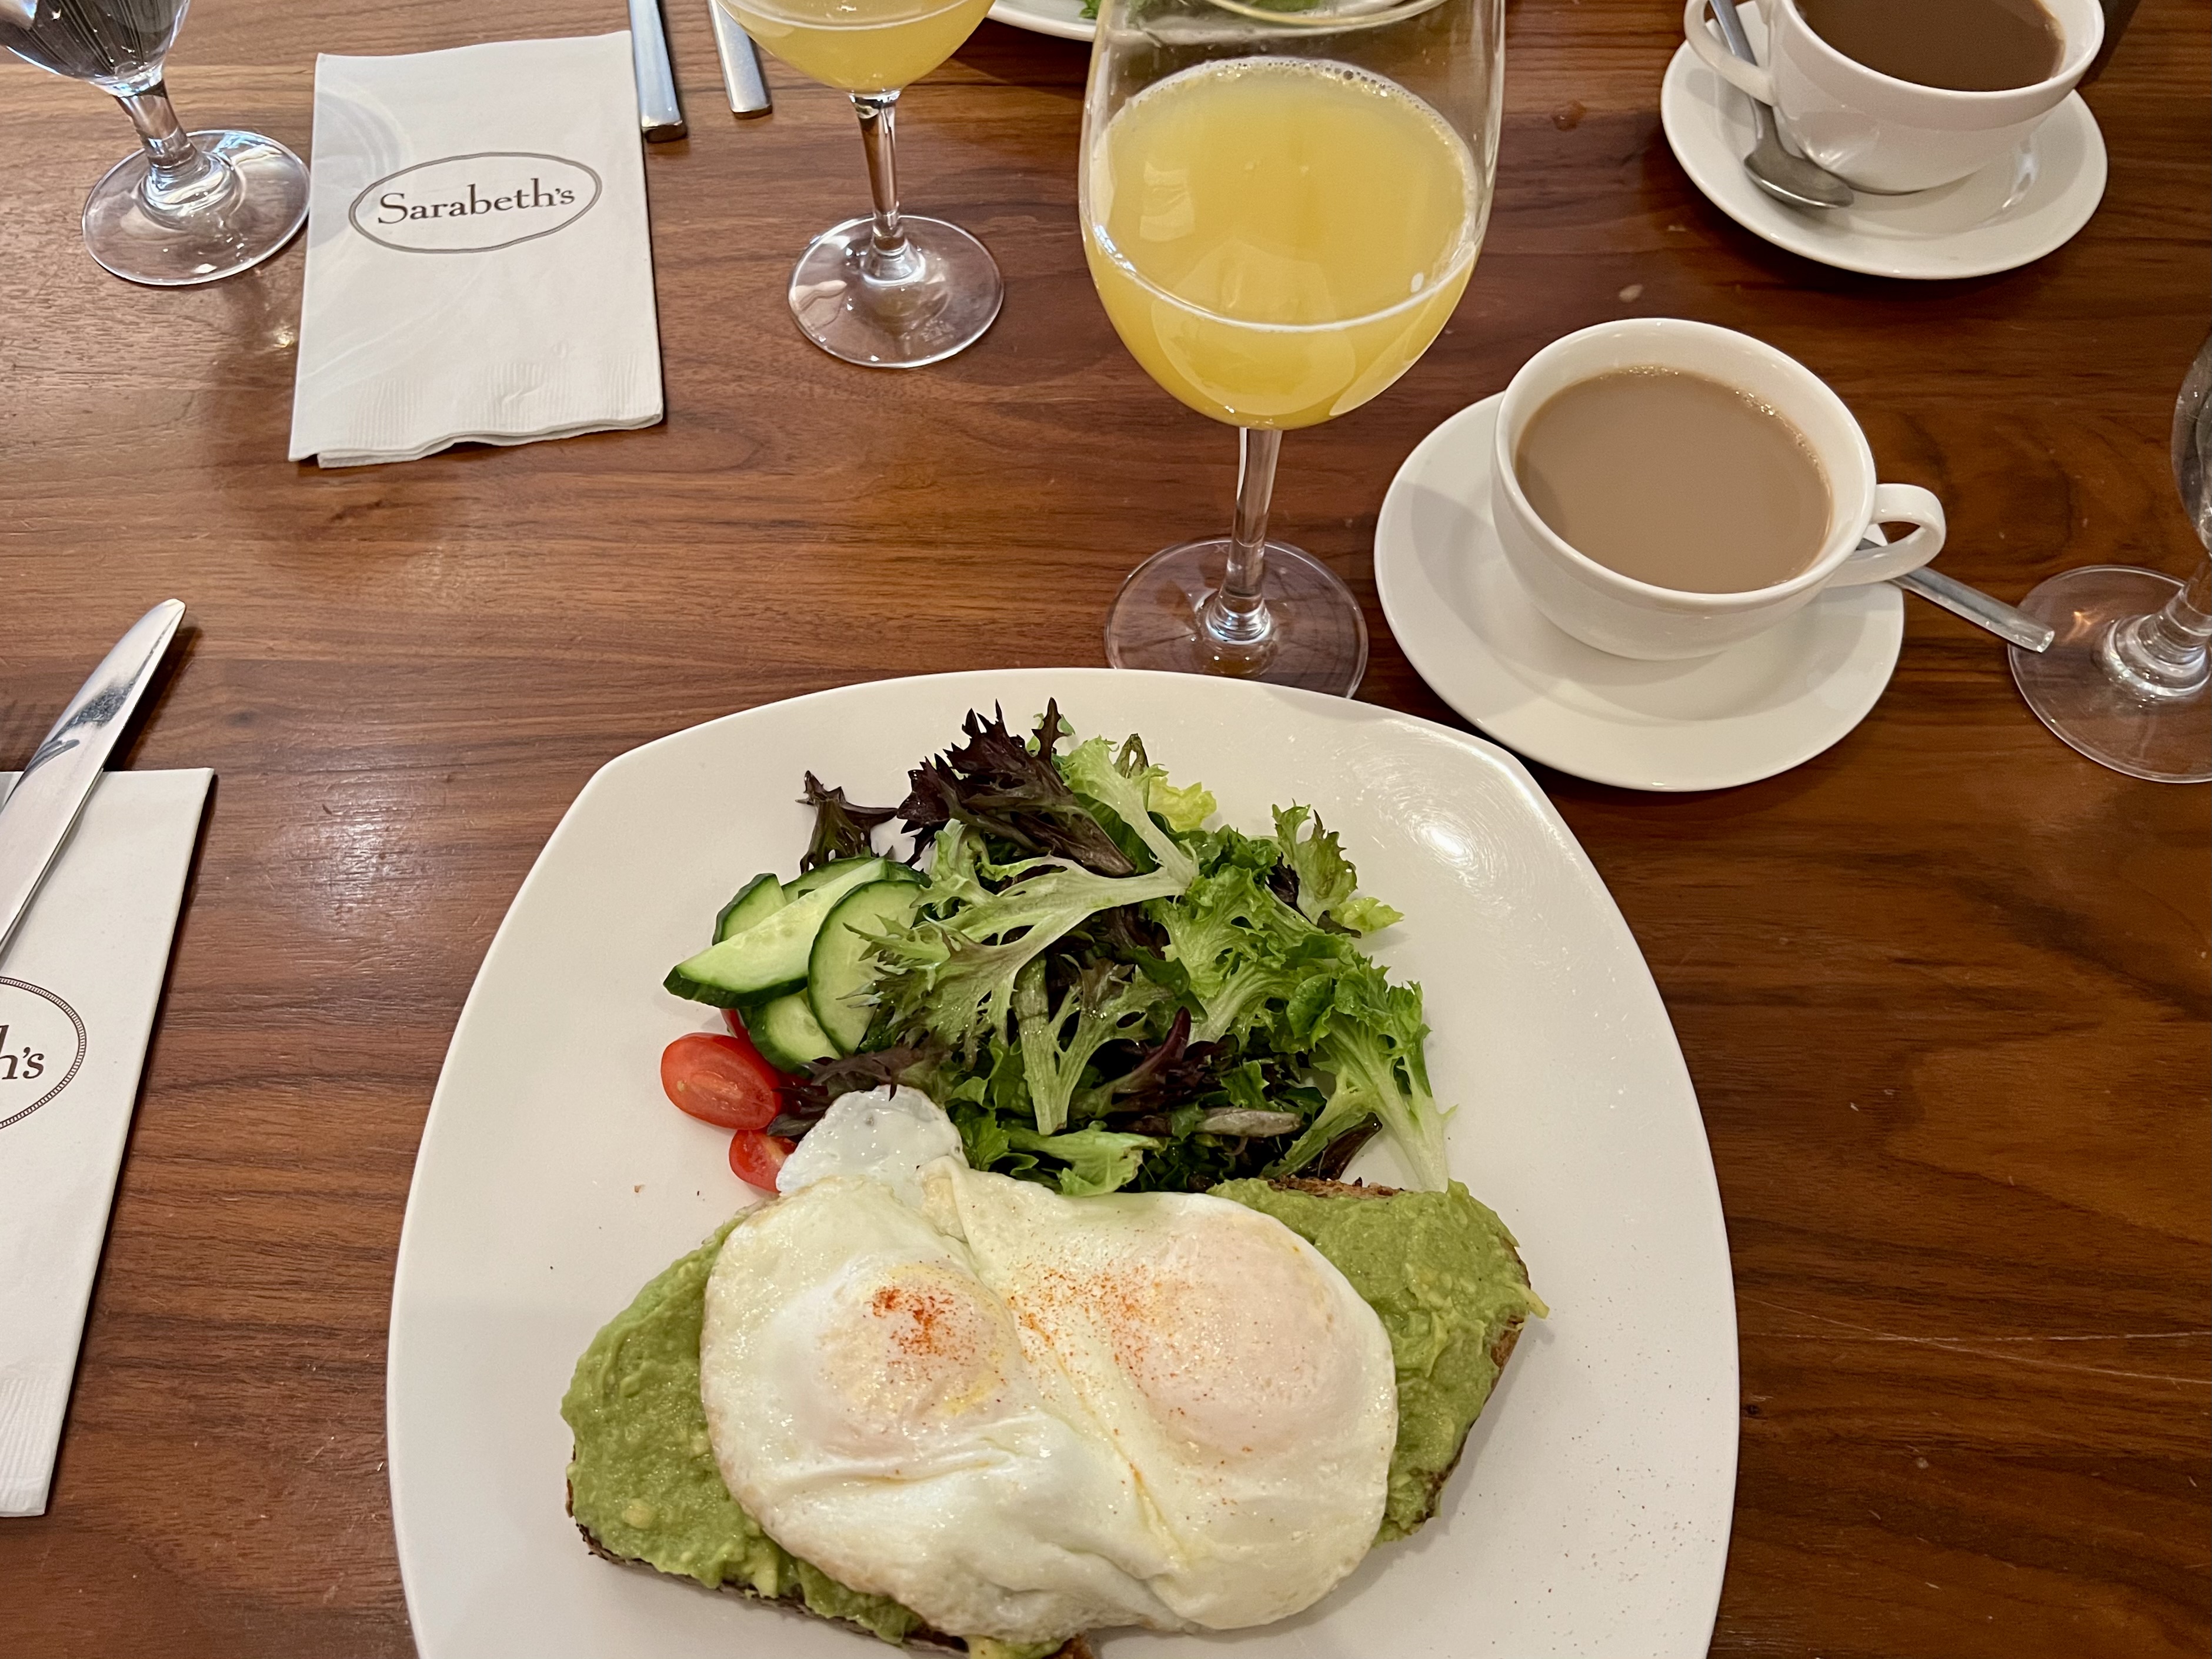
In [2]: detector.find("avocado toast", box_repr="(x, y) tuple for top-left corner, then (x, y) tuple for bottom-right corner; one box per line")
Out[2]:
(562, 1174), (1543, 1651)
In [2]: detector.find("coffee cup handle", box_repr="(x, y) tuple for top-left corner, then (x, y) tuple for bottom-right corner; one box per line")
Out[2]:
(1683, 0), (1776, 104)
(1828, 485), (1947, 586)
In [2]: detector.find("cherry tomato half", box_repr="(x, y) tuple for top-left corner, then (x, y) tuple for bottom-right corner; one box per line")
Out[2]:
(660, 1032), (780, 1131)
(729, 1129), (796, 1191)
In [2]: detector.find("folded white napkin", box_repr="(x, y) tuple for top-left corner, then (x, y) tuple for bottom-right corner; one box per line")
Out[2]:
(288, 33), (663, 468)
(0, 769), (211, 1517)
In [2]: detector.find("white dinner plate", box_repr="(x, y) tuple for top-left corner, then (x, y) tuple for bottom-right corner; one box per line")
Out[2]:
(1662, 5), (2106, 280)
(986, 0), (1095, 42)
(387, 669), (1739, 1659)
(1376, 395), (1906, 792)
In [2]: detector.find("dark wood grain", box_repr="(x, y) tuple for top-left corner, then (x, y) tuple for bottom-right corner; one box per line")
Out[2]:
(0, 0), (2205, 1654)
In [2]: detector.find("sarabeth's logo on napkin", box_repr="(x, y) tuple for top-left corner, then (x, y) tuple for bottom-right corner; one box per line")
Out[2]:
(348, 151), (603, 254)
(0, 978), (89, 1133)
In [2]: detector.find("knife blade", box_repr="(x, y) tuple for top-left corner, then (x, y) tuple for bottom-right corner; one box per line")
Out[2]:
(710, 2), (773, 117)
(628, 0), (688, 141)
(0, 599), (185, 964)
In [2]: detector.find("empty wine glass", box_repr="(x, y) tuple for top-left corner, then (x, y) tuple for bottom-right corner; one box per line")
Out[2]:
(2, 0), (308, 285)
(2009, 334), (2212, 785)
(1082, 0), (1504, 694)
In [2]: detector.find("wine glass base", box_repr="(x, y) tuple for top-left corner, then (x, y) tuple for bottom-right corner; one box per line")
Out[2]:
(788, 215), (1003, 369)
(2009, 565), (2211, 784)
(1103, 538), (1369, 697)
(82, 129), (308, 287)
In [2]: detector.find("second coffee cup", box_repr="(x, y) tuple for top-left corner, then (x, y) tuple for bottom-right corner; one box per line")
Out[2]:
(1683, 0), (2104, 194)
(1489, 317), (1944, 661)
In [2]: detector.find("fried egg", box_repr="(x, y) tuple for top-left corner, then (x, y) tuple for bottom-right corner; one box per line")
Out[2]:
(698, 1088), (1397, 1646)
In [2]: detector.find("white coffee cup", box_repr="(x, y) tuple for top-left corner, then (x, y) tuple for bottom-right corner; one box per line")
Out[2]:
(1489, 318), (1944, 662)
(1683, 0), (2103, 194)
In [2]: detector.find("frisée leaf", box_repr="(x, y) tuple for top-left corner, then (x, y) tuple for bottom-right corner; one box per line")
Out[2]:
(1015, 960), (1168, 1135)
(1006, 1124), (1163, 1197)
(1273, 805), (1404, 935)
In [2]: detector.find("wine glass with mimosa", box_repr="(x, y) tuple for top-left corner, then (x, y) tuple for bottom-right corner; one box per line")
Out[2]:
(1082, 0), (1503, 692)
(716, 0), (1003, 367)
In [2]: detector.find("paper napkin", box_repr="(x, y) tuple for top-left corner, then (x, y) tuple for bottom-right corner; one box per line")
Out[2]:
(288, 33), (664, 467)
(0, 769), (211, 1517)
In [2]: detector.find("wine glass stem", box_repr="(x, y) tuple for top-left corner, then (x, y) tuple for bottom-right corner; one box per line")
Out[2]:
(1202, 427), (1282, 654)
(115, 84), (231, 218)
(2102, 552), (2212, 699)
(852, 91), (918, 283)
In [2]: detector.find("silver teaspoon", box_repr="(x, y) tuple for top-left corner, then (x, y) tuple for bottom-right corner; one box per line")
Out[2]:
(1705, 1), (1853, 210)
(1893, 565), (2056, 653)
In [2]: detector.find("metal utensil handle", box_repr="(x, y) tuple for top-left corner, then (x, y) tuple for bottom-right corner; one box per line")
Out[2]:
(1704, 0), (1771, 139)
(712, 2), (773, 117)
(1894, 567), (2056, 652)
(1706, 0), (1758, 65)
(0, 599), (186, 962)
(628, 0), (688, 141)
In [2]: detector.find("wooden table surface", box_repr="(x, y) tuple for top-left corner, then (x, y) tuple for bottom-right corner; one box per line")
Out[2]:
(2, 0), (2206, 1652)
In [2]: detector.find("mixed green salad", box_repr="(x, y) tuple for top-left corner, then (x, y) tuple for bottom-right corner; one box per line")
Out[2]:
(658, 704), (1452, 1198)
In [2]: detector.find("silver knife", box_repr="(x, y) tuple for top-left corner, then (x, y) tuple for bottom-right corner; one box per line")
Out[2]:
(628, 0), (688, 141)
(0, 599), (185, 964)
(711, 2), (773, 118)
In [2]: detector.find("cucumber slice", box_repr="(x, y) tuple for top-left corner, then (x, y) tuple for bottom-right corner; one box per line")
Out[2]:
(785, 857), (919, 900)
(665, 859), (888, 1007)
(808, 879), (922, 1054)
(748, 992), (837, 1072)
(715, 874), (785, 944)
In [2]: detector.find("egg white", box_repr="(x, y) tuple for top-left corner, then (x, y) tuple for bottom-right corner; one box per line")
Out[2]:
(935, 1162), (1399, 1631)
(698, 1089), (1397, 1645)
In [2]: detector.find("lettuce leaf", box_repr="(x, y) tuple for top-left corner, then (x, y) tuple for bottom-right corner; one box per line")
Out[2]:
(1155, 862), (1337, 1045)
(1006, 1124), (1162, 1196)
(898, 704), (1137, 877)
(1273, 805), (1403, 935)
(1060, 735), (1199, 885)
(1147, 775), (1217, 833)
(870, 741), (1197, 1055)
(1272, 960), (1450, 1191)
(1014, 960), (1166, 1135)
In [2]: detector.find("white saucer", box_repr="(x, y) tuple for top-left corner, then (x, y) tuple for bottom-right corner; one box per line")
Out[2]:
(1660, 4), (2106, 280)
(1373, 395), (1903, 792)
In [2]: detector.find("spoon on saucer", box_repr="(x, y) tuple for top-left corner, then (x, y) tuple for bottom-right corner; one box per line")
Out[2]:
(1705, 0), (1853, 209)
(1892, 564), (2054, 652)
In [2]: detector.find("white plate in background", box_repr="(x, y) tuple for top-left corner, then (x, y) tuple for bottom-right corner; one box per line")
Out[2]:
(387, 668), (1739, 1658)
(986, 0), (1095, 43)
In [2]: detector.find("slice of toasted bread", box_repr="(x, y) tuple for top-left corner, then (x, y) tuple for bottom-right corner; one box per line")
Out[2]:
(562, 1220), (1092, 1658)
(569, 1508), (1092, 1659)
(566, 1175), (1537, 1644)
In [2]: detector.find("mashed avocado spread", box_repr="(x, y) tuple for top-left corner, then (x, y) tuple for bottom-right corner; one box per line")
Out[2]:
(560, 1226), (1060, 1657)
(563, 1181), (1542, 1643)
(1210, 1180), (1547, 1541)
